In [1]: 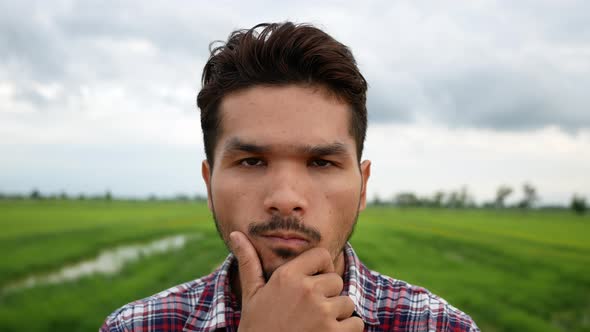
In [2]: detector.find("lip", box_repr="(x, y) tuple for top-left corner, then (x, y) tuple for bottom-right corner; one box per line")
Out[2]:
(259, 231), (310, 247)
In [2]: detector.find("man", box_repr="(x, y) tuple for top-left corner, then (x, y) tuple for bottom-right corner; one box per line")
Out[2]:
(101, 22), (479, 332)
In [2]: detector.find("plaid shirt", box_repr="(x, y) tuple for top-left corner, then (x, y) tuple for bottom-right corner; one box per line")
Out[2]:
(100, 243), (479, 332)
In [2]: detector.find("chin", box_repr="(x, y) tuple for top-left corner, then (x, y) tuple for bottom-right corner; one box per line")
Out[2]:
(260, 252), (298, 281)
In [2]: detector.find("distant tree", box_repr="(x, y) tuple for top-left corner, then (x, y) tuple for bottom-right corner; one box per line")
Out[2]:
(394, 192), (419, 207)
(446, 191), (460, 208)
(445, 186), (474, 208)
(432, 191), (445, 208)
(78, 193), (86, 200)
(482, 201), (496, 209)
(59, 191), (68, 200)
(175, 194), (190, 201)
(105, 190), (113, 201)
(518, 182), (538, 209)
(571, 194), (587, 215)
(459, 186), (476, 208)
(371, 194), (383, 206)
(30, 188), (42, 200)
(417, 196), (432, 207)
(495, 185), (513, 208)
(193, 194), (207, 202)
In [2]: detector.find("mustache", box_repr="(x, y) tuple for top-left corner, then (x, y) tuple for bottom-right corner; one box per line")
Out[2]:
(248, 214), (322, 242)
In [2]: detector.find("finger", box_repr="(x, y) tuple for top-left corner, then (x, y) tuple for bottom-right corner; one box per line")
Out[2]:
(338, 316), (365, 331)
(308, 272), (344, 297)
(229, 231), (265, 301)
(285, 247), (335, 276)
(325, 296), (356, 320)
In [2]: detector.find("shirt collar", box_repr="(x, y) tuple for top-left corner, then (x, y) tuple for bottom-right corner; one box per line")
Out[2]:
(183, 242), (380, 331)
(183, 256), (236, 332)
(341, 243), (381, 325)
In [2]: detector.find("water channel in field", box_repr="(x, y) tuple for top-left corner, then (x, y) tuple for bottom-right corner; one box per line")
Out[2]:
(2, 233), (199, 293)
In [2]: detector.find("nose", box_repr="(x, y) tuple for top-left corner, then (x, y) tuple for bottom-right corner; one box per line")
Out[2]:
(263, 164), (308, 217)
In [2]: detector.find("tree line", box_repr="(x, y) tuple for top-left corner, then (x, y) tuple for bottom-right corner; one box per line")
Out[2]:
(371, 183), (587, 215)
(0, 189), (207, 202)
(0, 185), (586, 215)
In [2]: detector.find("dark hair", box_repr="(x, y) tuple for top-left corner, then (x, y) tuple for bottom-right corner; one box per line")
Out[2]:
(197, 22), (367, 165)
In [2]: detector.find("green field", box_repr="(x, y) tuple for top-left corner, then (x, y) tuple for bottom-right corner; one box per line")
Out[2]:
(0, 200), (589, 331)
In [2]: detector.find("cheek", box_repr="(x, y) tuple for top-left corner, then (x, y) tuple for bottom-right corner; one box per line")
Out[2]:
(212, 174), (260, 232)
(322, 177), (362, 213)
(317, 177), (362, 242)
(318, 183), (361, 258)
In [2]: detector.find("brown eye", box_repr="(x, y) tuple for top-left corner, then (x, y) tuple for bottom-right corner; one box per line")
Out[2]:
(240, 158), (265, 167)
(310, 159), (333, 167)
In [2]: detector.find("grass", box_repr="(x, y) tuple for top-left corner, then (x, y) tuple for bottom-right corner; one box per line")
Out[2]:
(355, 207), (590, 332)
(0, 200), (589, 331)
(0, 200), (211, 285)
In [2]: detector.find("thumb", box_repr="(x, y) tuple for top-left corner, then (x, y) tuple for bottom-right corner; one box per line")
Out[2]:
(230, 231), (265, 301)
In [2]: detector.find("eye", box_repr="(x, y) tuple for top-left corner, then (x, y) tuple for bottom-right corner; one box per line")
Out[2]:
(239, 157), (265, 167)
(309, 159), (334, 168)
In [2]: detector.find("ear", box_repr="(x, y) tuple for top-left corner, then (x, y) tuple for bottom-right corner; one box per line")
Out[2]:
(358, 160), (371, 211)
(201, 160), (213, 211)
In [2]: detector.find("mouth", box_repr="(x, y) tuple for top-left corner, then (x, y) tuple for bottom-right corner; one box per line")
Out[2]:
(258, 231), (311, 248)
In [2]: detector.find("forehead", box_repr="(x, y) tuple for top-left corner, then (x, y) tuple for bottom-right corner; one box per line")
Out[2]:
(216, 85), (355, 154)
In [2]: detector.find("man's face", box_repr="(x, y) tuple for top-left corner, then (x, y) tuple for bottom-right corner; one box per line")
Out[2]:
(202, 84), (370, 279)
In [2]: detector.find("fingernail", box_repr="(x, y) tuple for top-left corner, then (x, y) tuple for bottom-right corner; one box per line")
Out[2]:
(229, 232), (240, 250)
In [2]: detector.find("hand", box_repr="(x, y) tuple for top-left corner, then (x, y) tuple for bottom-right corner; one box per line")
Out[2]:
(230, 231), (364, 332)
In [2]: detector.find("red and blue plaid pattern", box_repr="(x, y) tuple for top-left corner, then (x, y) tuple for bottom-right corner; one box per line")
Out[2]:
(100, 244), (479, 331)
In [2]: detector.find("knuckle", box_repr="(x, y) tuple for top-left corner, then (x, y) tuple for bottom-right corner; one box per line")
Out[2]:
(311, 281), (324, 294)
(317, 248), (331, 261)
(325, 320), (339, 331)
(336, 296), (355, 317)
(322, 272), (343, 293)
(302, 279), (315, 296)
(237, 256), (251, 269)
(309, 247), (331, 261)
(275, 265), (292, 281)
(332, 273), (344, 290)
(344, 295), (354, 307)
(346, 299), (356, 315)
(352, 317), (365, 330)
(318, 301), (331, 316)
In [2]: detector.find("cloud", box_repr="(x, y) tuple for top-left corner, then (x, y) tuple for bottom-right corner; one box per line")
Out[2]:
(1, 0), (589, 200)
(2, 0), (589, 132)
(365, 123), (590, 205)
(347, 0), (590, 132)
(419, 63), (590, 131)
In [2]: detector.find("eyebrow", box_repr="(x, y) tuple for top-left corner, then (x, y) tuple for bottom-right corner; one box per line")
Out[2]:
(223, 138), (350, 156)
(301, 142), (348, 156)
(224, 138), (270, 154)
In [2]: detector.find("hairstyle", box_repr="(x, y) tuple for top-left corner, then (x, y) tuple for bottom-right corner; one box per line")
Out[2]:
(197, 22), (368, 165)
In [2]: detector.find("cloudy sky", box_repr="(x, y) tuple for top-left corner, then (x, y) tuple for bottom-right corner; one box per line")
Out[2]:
(1, 0), (589, 205)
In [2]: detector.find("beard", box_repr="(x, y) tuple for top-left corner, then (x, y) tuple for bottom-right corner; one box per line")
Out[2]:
(211, 208), (360, 281)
